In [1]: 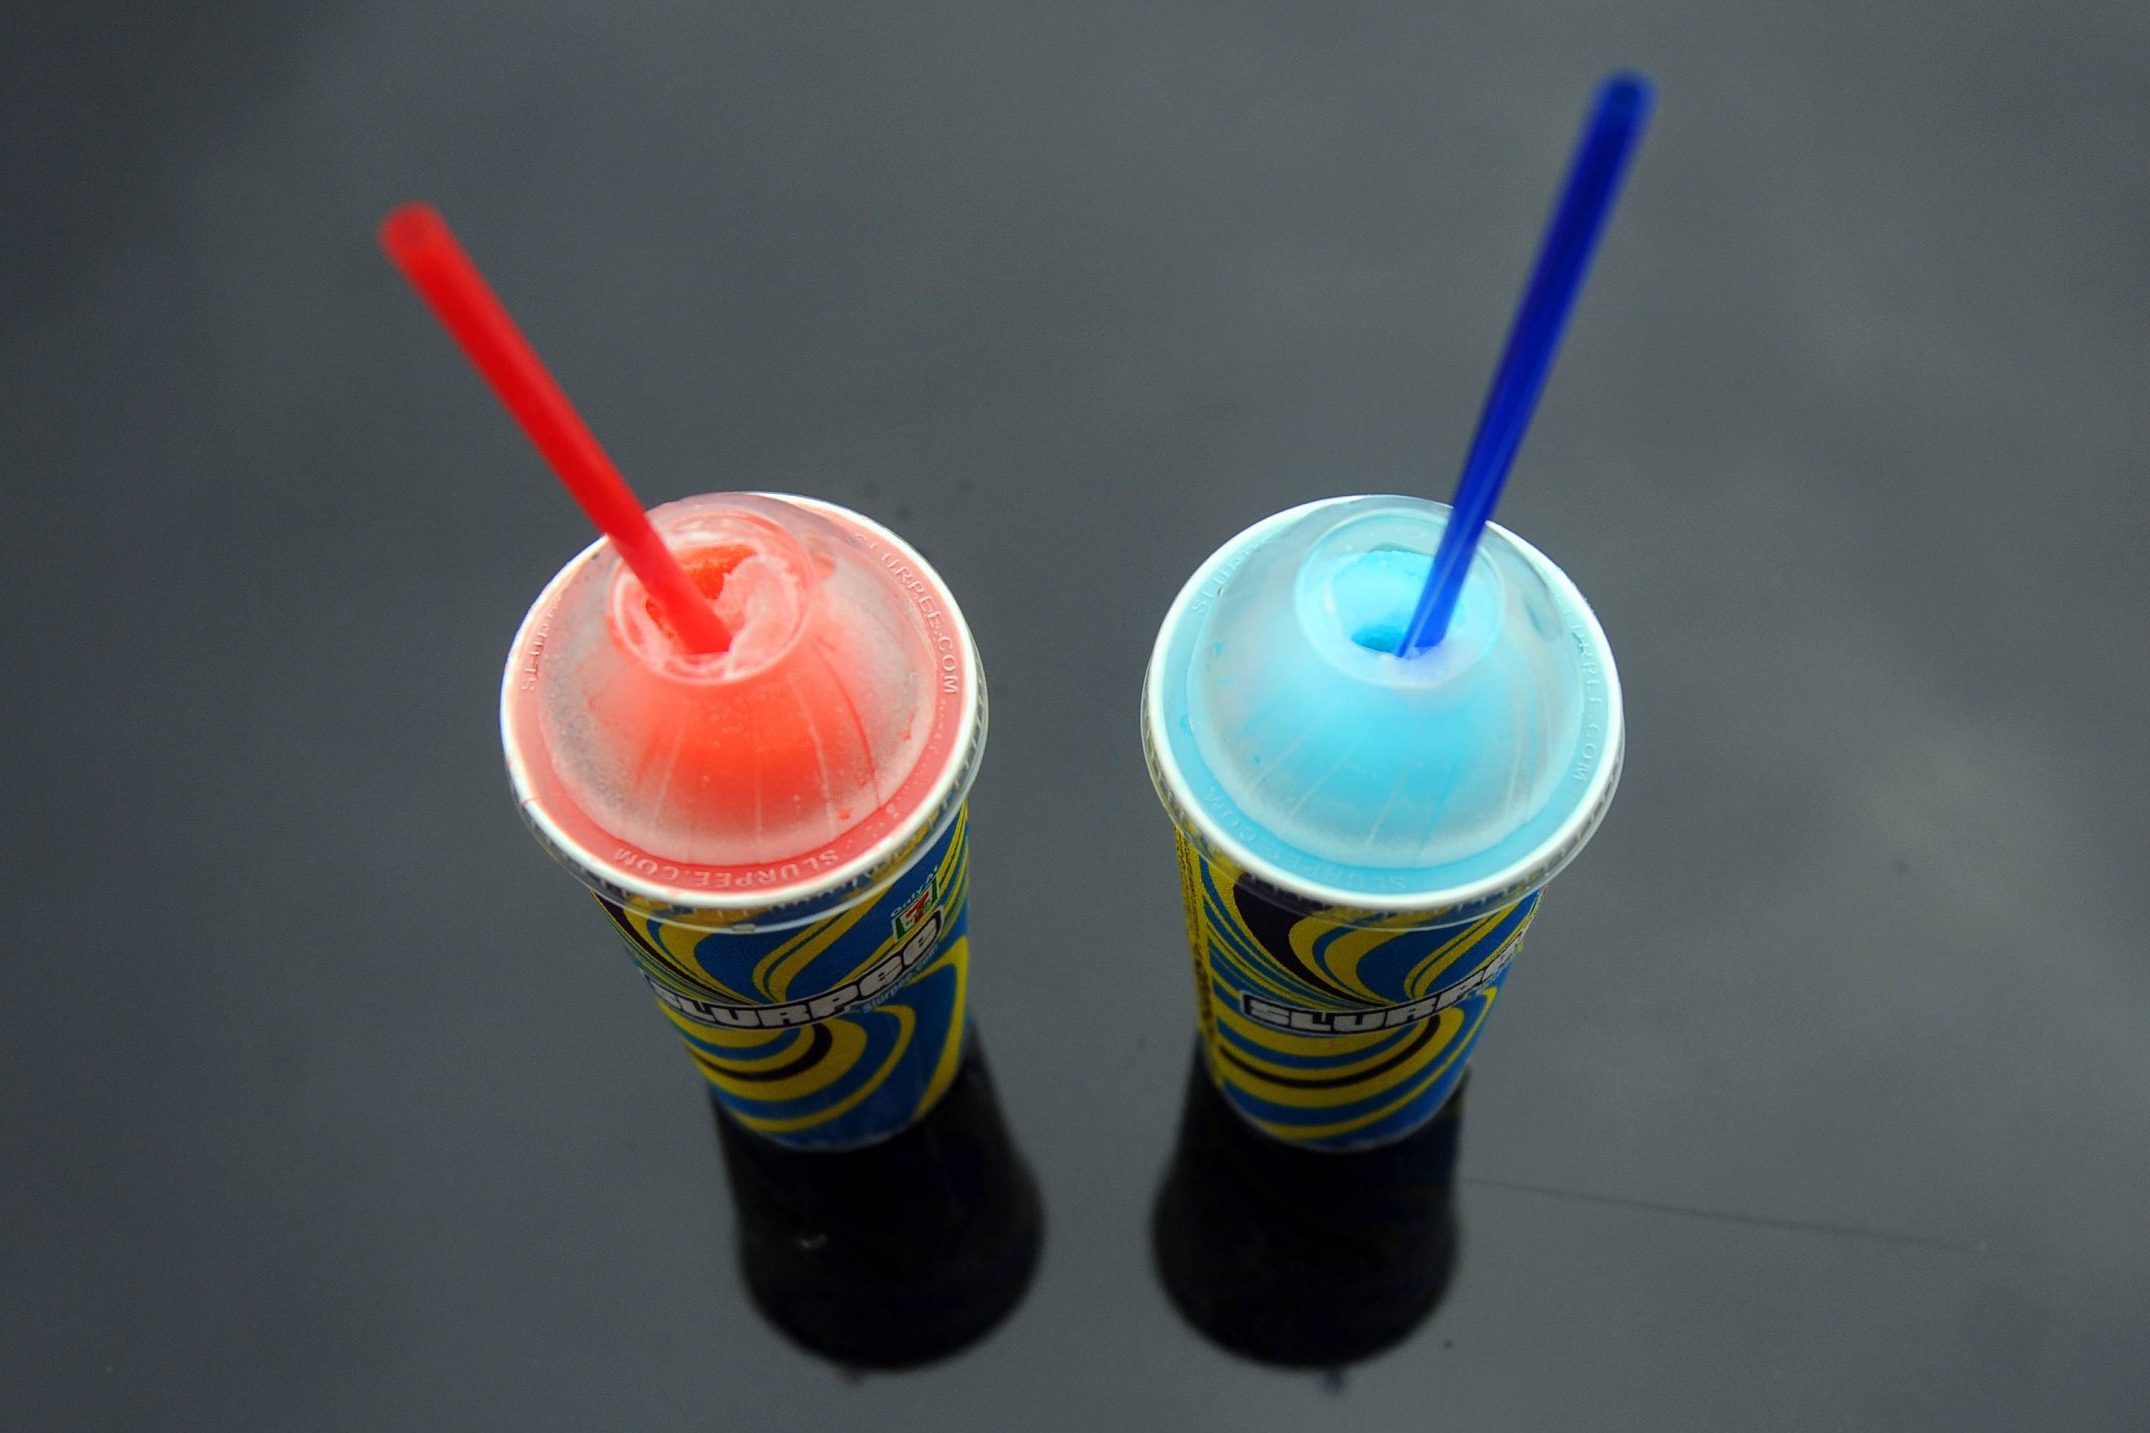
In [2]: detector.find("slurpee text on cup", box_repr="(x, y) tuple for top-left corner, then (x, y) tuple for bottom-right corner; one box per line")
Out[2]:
(1143, 496), (1623, 1150)
(504, 492), (987, 1151)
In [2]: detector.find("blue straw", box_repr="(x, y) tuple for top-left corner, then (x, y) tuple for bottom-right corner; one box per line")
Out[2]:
(1398, 72), (1654, 655)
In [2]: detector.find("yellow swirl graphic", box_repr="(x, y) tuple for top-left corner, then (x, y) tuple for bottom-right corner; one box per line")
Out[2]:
(1237, 993), (1496, 1141)
(726, 1008), (913, 1136)
(1405, 910), (1512, 998)
(909, 939), (969, 1121)
(1172, 829), (1531, 1147)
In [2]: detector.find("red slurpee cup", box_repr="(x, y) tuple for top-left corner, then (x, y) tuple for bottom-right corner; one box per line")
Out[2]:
(503, 492), (986, 1149)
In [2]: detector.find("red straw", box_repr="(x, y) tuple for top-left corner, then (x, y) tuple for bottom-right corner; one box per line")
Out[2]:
(379, 203), (729, 653)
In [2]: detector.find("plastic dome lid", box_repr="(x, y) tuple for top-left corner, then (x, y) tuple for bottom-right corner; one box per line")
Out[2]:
(1145, 495), (1621, 911)
(504, 493), (983, 921)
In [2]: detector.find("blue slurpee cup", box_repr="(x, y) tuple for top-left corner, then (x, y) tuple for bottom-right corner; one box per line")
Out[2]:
(1142, 496), (1623, 1150)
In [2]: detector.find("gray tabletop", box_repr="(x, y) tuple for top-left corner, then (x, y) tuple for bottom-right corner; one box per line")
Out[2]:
(5, 3), (2146, 1429)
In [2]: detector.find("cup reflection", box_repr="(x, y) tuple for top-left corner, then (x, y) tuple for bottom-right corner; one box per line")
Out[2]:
(713, 1041), (1042, 1370)
(1151, 1046), (1464, 1367)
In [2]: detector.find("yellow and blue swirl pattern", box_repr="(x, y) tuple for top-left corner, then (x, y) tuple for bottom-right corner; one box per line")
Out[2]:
(1175, 834), (1538, 1150)
(596, 809), (974, 1150)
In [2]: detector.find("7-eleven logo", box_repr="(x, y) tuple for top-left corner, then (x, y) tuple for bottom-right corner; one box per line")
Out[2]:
(893, 883), (935, 939)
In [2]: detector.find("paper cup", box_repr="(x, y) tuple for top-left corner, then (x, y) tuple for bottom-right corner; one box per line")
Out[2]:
(1143, 497), (1622, 1149)
(504, 495), (987, 1150)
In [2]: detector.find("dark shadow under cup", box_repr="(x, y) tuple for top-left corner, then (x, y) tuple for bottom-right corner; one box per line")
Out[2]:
(1151, 1045), (1464, 1368)
(713, 1040), (1043, 1370)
